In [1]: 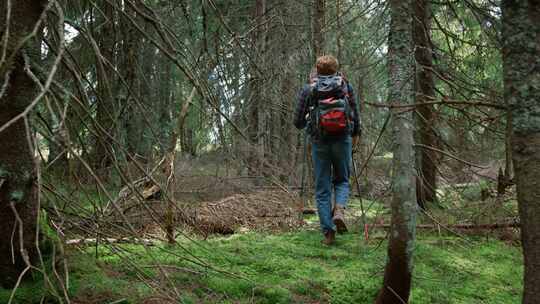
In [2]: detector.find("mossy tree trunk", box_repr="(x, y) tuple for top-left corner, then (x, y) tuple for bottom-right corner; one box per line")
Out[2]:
(376, 0), (418, 303)
(413, 0), (437, 209)
(502, 1), (540, 302)
(0, 0), (47, 287)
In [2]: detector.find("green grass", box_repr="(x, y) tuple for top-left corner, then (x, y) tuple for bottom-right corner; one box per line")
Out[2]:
(0, 229), (523, 303)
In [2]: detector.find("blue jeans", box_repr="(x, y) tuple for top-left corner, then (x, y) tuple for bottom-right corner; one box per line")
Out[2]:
(312, 136), (352, 233)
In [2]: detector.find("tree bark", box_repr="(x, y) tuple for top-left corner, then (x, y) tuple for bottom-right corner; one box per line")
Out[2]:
(336, 0), (343, 63)
(279, 3), (297, 182)
(247, 0), (266, 176)
(504, 106), (513, 181)
(376, 0), (417, 303)
(156, 51), (173, 154)
(413, 0), (437, 209)
(312, 0), (326, 60)
(502, 1), (540, 302)
(0, 0), (47, 287)
(122, 3), (147, 161)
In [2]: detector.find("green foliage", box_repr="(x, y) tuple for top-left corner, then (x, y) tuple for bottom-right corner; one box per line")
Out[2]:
(41, 174), (120, 215)
(0, 166), (9, 178)
(253, 286), (291, 304)
(38, 210), (62, 257)
(9, 190), (24, 203)
(459, 181), (490, 201)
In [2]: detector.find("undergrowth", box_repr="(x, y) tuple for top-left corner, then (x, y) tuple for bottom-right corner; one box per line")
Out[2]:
(0, 229), (522, 304)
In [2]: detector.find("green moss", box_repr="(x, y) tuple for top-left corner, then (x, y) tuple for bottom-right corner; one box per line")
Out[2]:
(180, 294), (197, 304)
(0, 279), (52, 303)
(253, 286), (291, 304)
(0, 230), (522, 303)
(205, 276), (254, 298)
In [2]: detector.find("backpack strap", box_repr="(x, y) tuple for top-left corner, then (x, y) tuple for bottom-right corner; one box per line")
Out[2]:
(339, 76), (352, 104)
(308, 79), (319, 107)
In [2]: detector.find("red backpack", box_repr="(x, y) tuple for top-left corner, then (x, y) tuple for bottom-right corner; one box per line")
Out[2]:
(309, 74), (352, 138)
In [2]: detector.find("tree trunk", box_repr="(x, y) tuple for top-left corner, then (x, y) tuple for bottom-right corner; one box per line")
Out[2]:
(156, 51), (173, 154)
(92, 1), (117, 170)
(0, 0), (46, 287)
(504, 107), (513, 180)
(312, 0), (326, 60)
(122, 4), (147, 162)
(413, 0), (437, 209)
(247, 0), (266, 176)
(164, 87), (195, 244)
(336, 0), (343, 63)
(502, 1), (540, 302)
(375, 0), (417, 303)
(278, 0), (298, 182)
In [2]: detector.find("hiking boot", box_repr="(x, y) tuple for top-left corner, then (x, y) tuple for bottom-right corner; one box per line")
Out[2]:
(321, 230), (336, 246)
(333, 205), (348, 234)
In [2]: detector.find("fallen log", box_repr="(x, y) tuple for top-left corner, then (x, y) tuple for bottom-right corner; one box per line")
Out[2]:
(302, 208), (317, 215)
(65, 237), (155, 246)
(371, 222), (520, 230)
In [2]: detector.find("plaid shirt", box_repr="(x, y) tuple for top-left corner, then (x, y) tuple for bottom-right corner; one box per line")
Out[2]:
(293, 76), (361, 137)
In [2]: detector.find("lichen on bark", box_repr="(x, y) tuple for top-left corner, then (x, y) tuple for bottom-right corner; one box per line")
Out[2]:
(502, 1), (540, 302)
(0, 0), (46, 287)
(375, 0), (418, 303)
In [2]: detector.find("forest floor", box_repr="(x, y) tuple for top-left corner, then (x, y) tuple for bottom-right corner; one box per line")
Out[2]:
(1, 198), (523, 304)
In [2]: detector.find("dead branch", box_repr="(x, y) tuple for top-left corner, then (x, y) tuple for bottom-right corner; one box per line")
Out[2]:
(65, 238), (155, 246)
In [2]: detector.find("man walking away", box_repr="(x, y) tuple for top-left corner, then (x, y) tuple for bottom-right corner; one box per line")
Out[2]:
(294, 55), (361, 245)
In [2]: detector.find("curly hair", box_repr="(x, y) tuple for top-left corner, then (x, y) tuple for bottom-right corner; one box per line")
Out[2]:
(316, 55), (339, 75)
